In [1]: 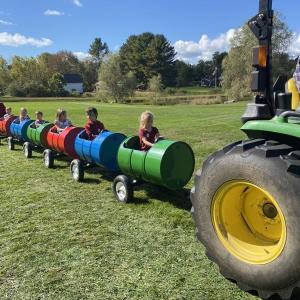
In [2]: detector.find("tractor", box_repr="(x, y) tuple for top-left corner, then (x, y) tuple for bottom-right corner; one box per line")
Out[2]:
(191, 0), (300, 299)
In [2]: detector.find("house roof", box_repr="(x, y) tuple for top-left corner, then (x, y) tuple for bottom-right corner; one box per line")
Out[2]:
(64, 74), (83, 84)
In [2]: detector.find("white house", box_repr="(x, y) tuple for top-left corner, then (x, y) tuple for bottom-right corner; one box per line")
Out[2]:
(63, 74), (83, 94)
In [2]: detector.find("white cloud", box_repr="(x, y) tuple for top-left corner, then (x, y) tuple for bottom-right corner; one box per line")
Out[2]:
(73, 51), (91, 60)
(174, 29), (236, 64)
(0, 19), (14, 26)
(0, 32), (53, 47)
(73, 0), (82, 7)
(44, 10), (64, 16)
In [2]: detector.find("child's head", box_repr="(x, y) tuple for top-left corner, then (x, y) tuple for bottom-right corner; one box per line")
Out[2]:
(20, 107), (28, 118)
(6, 107), (11, 115)
(36, 111), (43, 120)
(56, 108), (67, 122)
(85, 107), (98, 121)
(140, 111), (154, 129)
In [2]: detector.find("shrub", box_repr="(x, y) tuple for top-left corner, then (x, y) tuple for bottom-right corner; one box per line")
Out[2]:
(7, 82), (26, 97)
(165, 87), (176, 95)
(148, 75), (163, 104)
(70, 91), (81, 97)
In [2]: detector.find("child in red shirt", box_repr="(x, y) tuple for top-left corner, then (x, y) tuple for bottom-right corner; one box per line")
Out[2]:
(0, 102), (6, 118)
(84, 107), (105, 140)
(138, 111), (160, 151)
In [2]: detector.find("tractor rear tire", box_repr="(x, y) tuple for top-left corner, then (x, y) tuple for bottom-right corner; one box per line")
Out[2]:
(191, 139), (300, 300)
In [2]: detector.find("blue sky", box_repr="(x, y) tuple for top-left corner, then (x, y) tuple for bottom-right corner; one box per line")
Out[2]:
(1, 0), (300, 63)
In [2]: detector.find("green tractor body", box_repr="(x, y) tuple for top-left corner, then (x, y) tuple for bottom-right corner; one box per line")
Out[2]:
(242, 115), (300, 147)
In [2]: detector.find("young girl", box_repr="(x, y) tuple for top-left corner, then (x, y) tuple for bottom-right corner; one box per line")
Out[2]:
(54, 108), (72, 133)
(84, 107), (105, 140)
(138, 111), (160, 151)
(35, 111), (46, 128)
(3, 107), (12, 119)
(19, 107), (30, 122)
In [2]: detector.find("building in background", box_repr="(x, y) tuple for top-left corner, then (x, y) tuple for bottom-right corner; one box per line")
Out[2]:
(63, 74), (83, 94)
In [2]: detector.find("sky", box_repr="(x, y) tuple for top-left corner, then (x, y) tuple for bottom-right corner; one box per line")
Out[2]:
(1, 0), (300, 64)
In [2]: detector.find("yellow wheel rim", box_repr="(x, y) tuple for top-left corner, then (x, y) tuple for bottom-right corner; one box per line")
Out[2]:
(211, 180), (286, 265)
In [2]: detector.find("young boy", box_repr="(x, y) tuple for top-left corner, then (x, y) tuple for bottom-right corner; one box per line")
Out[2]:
(138, 111), (160, 151)
(35, 111), (46, 128)
(84, 107), (105, 140)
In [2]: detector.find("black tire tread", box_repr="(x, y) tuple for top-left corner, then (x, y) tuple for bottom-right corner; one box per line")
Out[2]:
(70, 159), (84, 182)
(113, 175), (133, 203)
(191, 139), (300, 300)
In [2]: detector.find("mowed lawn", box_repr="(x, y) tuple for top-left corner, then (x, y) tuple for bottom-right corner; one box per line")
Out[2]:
(0, 101), (256, 300)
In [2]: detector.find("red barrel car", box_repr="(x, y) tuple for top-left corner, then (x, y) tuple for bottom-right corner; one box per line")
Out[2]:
(46, 126), (83, 157)
(43, 126), (83, 168)
(0, 116), (17, 137)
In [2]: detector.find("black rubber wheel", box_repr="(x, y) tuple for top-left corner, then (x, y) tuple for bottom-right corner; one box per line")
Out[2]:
(113, 175), (133, 203)
(43, 149), (54, 168)
(191, 139), (300, 300)
(7, 137), (14, 150)
(70, 159), (84, 182)
(23, 142), (32, 158)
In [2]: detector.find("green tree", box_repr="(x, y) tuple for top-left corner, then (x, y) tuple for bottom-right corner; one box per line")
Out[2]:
(212, 51), (228, 71)
(9, 56), (50, 96)
(174, 60), (194, 87)
(272, 53), (295, 80)
(222, 13), (293, 101)
(194, 60), (215, 83)
(48, 73), (67, 96)
(88, 38), (109, 64)
(120, 32), (176, 86)
(97, 54), (136, 103)
(81, 60), (99, 92)
(38, 51), (81, 75)
(0, 57), (10, 95)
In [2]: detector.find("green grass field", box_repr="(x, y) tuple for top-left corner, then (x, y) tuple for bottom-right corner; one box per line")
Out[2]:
(0, 101), (257, 300)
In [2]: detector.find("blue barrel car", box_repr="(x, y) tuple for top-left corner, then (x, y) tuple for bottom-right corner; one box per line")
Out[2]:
(71, 130), (127, 181)
(8, 119), (32, 150)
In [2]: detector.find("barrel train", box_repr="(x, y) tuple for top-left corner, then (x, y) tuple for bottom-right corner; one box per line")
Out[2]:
(0, 116), (195, 203)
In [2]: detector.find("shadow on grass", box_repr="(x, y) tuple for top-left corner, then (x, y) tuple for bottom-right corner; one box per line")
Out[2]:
(138, 184), (191, 211)
(10, 148), (22, 152)
(130, 197), (150, 205)
(29, 156), (43, 160)
(83, 178), (101, 184)
(61, 162), (191, 210)
(86, 167), (118, 182)
(80, 166), (118, 185)
(52, 165), (69, 170)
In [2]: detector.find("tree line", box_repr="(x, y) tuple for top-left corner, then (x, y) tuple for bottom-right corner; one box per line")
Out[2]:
(0, 12), (297, 101)
(0, 33), (228, 98)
